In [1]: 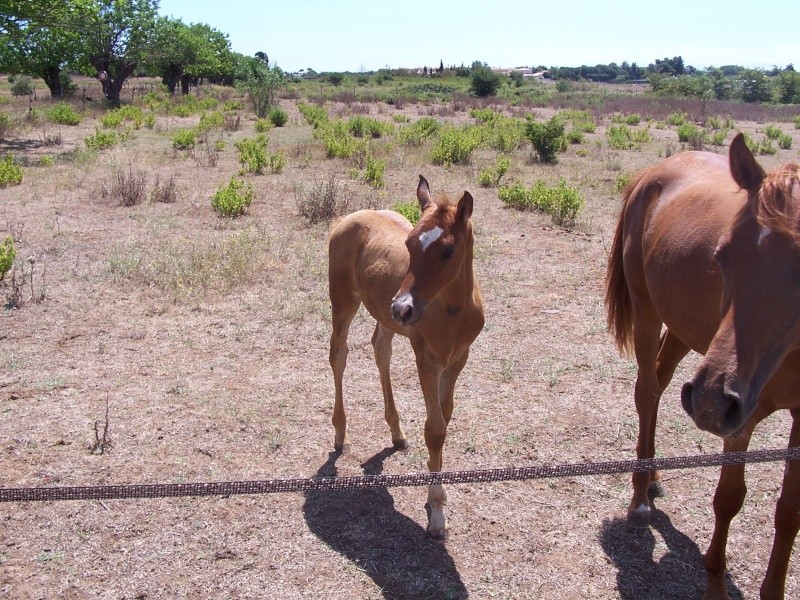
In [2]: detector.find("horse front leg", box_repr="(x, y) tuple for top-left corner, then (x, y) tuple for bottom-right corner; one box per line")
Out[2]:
(329, 294), (360, 453)
(703, 434), (752, 600)
(371, 323), (407, 449)
(414, 346), (447, 539)
(760, 409), (800, 600)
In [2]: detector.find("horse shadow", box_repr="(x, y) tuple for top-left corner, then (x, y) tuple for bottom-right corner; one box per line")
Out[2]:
(599, 502), (742, 600)
(303, 448), (467, 600)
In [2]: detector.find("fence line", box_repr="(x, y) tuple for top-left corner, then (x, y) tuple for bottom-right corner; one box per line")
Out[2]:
(2, 447), (798, 504)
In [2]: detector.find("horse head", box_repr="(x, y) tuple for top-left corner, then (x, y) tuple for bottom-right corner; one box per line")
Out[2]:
(681, 133), (800, 436)
(391, 176), (474, 327)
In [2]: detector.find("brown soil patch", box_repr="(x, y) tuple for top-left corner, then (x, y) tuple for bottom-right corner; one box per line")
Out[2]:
(1, 85), (798, 599)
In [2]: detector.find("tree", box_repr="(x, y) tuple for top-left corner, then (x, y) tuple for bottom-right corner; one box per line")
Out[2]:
(73, 0), (159, 107)
(738, 68), (771, 103)
(470, 66), (500, 97)
(147, 17), (194, 94)
(0, 0), (87, 97)
(234, 53), (284, 117)
(774, 68), (800, 104)
(0, 22), (83, 97)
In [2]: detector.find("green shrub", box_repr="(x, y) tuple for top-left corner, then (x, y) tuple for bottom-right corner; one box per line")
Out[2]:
(707, 128), (731, 146)
(39, 155), (55, 167)
(347, 115), (393, 138)
(269, 151), (286, 173)
(255, 117), (272, 133)
(431, 125), (481, 166)
(0, 111), (11, 137)
(211, 177), (253, 217)
(478, 155), (511, 187)
(320, 121), (366, 159)
(82, 129), (116, 151)
(525, 117), (566, 163)
(144, 112), (156, 129)
(764, 124), (782, 140)
(198, 111), (224, 132)
(172, 128), (197, 150)
(498, 179), (584, 226)
(615, 172), (631, 193)
(393, 201), (420, 225)
(398, 116), (441, 146)
(795, 115), (800, 129)
(0, 153), (22, 186)
(677, 123), (706, 148)
(268, 106), (289, 127)
(667, 111), (688, 126)
(607, 124), (652, 149)
(470, 66), (501, 97)
(100, 105), (144, 129)
(612, 113), (641, 126)
(778, 133), (792, 149)
(47, 102), (81, 125)
(485, 118), (526, 153)
(566, 129), (584, 144)
(298, 103), (328, 128)
(470, 107), (502, 124)
(10, 75), (33, 96)
(363, 155), (385, 189)
(235, 134), (269, 174)
(0, 236), (15, 281)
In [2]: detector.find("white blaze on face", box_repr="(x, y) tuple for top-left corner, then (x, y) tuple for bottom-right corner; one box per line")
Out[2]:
(758, 226), (772, 246)
(418, 226), (443, 252)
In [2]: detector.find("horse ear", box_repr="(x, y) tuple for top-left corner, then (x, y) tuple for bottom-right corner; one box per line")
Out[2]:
(417, 175), (432, 210)
(456, 191), (473, 224)
(729, 132), (766, 192)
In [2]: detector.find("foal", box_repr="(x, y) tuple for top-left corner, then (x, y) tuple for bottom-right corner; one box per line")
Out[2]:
(328, 176), (484, 539)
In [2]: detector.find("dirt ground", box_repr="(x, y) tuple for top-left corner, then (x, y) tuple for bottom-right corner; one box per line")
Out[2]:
(1, 84), (799, 599)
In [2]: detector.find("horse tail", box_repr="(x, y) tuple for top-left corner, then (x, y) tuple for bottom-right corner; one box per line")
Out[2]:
(605, 171), (648, 356)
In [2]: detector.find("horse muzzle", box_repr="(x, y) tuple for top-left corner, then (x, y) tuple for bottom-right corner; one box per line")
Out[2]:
(680, 375), (748, 437)
(391, 292), (422, 326)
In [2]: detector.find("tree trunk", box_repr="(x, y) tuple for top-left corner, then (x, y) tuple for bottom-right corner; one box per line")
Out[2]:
(161, 64), (182, 95)
(42, 64), (63, 99)
(180, 73), (190, 95)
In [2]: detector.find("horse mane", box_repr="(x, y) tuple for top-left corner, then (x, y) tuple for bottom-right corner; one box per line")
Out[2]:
(754, 162), (800, 243)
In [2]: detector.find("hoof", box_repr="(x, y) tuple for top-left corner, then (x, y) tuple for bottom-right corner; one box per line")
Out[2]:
(334, 442), (351, 455)
(648, 479), (666, 499)
(393, 438), (409, 451)
(424, 502), (448, 541)
(627, 505), (652, 528)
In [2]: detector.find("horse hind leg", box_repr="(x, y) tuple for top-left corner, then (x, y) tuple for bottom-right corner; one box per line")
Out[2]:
(629, 325), (688, 527)
(371, 323), (407, 449)
(329, 290), (360, 453)
(647, 331), (691, 500)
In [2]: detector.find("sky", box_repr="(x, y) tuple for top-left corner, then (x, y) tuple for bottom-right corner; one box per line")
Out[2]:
(157, 0), (799, 74)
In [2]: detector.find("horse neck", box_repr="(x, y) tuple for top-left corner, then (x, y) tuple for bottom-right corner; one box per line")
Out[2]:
(440, 229), (477, 308)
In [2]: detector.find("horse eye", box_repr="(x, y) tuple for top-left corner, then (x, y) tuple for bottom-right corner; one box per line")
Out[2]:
(442, 246), (455, 260)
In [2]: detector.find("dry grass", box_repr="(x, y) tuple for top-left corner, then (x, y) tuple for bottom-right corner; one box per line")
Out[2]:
(0, 79), (798, 599)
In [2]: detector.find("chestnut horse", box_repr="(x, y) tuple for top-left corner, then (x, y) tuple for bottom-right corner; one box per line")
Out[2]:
(606, 133), (800, 599)
(328, 175), (484, 539)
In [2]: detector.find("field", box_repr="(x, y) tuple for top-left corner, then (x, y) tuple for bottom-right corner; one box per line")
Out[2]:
(1, 76), (799, 599)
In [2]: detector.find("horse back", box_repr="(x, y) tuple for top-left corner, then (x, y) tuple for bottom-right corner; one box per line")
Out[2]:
(329, 210), (413, 326)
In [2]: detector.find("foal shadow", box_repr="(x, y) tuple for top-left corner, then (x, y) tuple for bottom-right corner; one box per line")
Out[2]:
(599, 504), (742, 600)
(303, 448), (467, 599)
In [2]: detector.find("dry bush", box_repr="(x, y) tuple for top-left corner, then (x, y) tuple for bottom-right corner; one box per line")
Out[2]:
(294, 176), (349, 224)
(102, 166), (147, 207)
(223, 113), (241, 132)
(150, 174), (179, 204)
(108, 226), (273, 299)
